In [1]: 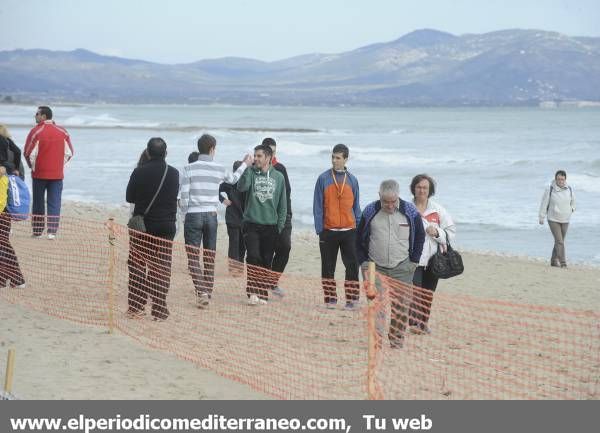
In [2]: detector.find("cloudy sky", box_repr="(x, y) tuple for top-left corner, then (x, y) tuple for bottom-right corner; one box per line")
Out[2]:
(1, 0), (598, 63)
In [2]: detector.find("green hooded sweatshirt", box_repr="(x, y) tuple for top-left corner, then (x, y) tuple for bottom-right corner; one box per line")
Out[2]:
(237, 165), (287, 232)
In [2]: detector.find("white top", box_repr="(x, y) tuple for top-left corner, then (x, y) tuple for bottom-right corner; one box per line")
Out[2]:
(538, 181), (576, 224)
(413, 199), (456, 267)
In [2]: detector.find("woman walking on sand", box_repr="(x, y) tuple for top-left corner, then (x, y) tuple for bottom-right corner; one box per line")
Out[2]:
(539, 170), (576, 268)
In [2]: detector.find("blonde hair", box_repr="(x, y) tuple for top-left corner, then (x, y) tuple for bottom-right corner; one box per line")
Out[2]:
(0, 124), (10, 139)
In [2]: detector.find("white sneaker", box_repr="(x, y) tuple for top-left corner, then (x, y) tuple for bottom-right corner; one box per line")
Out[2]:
(272, 286), (285, 298)
(248, 295), (267, 306)
(12, 283), (26, 289)
(248, 294), (260, 306)
(196, 293), (210, 309)
(47, 234), (56, 240)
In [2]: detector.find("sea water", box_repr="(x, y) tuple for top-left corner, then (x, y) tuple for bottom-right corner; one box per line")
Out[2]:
(2, 103), (599, 264)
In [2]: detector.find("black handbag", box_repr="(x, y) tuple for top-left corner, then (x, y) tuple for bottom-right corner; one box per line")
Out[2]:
(427, 230), (464, 279)
(127, 163), (168, 233)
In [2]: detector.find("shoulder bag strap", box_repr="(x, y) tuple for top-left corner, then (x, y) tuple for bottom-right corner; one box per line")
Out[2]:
(143, 163), (169, 216)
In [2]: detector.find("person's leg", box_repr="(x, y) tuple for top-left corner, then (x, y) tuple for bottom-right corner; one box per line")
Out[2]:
(319, 230), (339, 304)
(388, 259), (417, 346)
(227, 225), (243, 274)
(147, 225), (175, 320)
(31, 178), (47, 236)
(410, 266), (438, 332)
(559, 222), (569, 266)
(409, 266), (425, 327)
(0, 213), (25, 286)
(127, 230), (149, 313)
(184, 213), (204, 295)
(339, 229), (360, 303)
(548, 221), (565, 267)
(271, 223), (292, 282)
(243, 224), (262, 298)
(45, 180), (63, 235)
(201, 212), (218, 295)
(257, 225), (278, 300)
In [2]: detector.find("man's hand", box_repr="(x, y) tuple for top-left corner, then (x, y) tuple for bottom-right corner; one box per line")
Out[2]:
(223, 199), (232, 207)
(243, 154), (253, 166)
(539, 218), (544, 225)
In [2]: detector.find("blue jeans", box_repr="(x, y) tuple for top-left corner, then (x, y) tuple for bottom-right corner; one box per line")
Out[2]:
(184, 212), (218, 295)
(31, 179), (63, 235)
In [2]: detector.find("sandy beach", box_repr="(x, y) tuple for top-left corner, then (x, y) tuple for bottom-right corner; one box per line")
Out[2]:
(1, 201), (598, 399)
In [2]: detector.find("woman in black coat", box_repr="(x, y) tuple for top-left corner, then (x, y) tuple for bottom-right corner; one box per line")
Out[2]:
(0, 124), (25, 180)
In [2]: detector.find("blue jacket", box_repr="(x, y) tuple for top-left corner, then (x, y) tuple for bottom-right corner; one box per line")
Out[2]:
(356, 199), (425, 265)
(313, 168), (361, 235)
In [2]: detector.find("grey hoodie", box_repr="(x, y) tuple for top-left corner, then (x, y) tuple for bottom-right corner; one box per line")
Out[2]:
(539, 181), (576, 223)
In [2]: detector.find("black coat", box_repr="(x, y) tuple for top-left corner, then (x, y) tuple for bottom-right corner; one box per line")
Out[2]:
(126, 159), (179, 224)
(219, 182), (246, 228)
(0, 136), (25, 180)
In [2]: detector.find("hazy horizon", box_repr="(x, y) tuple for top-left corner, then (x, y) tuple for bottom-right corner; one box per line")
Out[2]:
(2, 27), (599, 66)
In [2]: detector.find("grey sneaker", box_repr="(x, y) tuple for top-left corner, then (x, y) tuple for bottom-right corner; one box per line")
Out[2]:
(272, 286), (285, 298)
(325, 300), (337, 310)
(344, 301), (359, 311)
(196, 293), (210, 309)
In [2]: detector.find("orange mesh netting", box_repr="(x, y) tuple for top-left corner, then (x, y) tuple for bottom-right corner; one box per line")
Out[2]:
(1, 215), (598, 399)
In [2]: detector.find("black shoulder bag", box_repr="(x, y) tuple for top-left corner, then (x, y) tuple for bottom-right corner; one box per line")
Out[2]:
(127, 164), (169, 233)
(427, 229), (464, 279)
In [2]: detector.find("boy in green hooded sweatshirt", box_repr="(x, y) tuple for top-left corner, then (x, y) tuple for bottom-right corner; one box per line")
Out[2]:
(237, 144), (287, 305)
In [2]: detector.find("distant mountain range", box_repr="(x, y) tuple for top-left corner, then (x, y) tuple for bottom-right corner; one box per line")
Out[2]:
(2, 29), (600, 106)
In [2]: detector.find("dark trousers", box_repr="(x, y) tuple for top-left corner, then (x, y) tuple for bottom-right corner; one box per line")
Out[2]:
(409, 265), (439, 329)
(31, 178), (63, 235)
(226, 224), (246, 274)
(243, 223), (278, 300)
(318, 229), (359, 304)
(548, 220), (569, 266)
(271, 223), (292, 284)
(127, 220), (175, 320)
(184, 212), (218, 296)
(0, 213), (25, 286)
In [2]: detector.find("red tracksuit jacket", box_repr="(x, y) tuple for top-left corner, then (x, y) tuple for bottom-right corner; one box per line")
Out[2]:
(24, 120), (74, 179)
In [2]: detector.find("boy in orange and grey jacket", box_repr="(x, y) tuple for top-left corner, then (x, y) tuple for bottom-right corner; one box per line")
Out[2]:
(313, 144), (361, 310)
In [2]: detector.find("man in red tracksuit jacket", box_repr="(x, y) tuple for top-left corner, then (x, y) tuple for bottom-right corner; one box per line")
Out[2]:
(23, 106), (74, 239)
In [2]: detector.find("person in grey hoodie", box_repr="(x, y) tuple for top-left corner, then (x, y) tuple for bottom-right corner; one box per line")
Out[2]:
(539, 170), (576, 268)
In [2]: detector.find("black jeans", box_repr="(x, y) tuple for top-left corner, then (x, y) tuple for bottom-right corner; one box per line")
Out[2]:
(409, 265), (439, 329)
(318, 229), (359, 304)
(243, 222), (278, 300)
(271, 223), (292, 284)
(127, 220), (175, 320)
(226, 224), (246, 274)
(0, 213), (25, 286)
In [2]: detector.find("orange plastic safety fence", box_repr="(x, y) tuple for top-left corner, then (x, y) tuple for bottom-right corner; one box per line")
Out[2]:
(0, 216), (598, 399)
(370, 274), (600, 399)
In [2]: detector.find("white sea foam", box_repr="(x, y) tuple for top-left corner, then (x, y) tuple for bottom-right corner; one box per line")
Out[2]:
(3, 103), (599, 262)
(569, 173), (600, 193)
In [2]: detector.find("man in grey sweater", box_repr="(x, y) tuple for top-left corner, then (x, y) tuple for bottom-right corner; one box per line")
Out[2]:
(179, 134), (252, 308)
